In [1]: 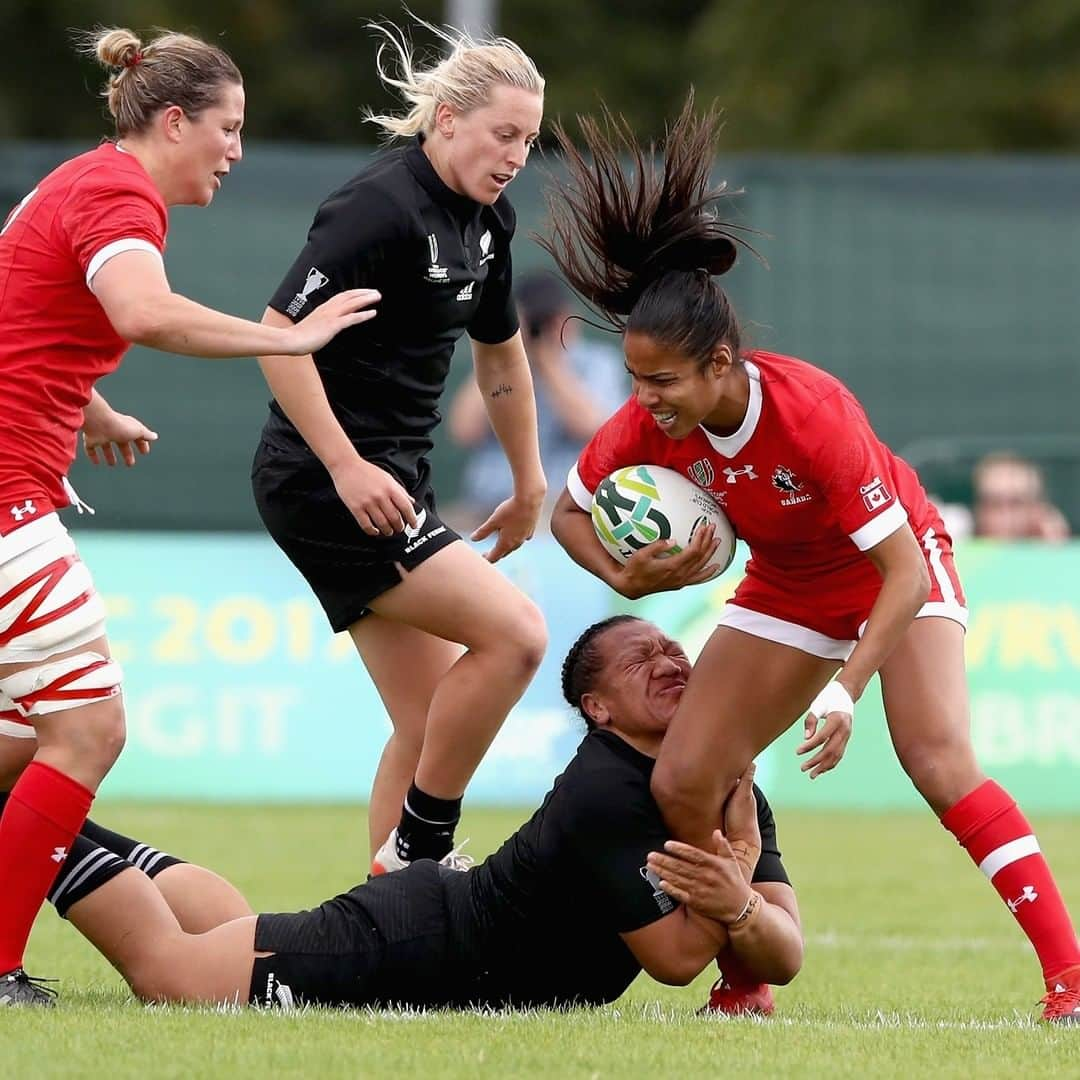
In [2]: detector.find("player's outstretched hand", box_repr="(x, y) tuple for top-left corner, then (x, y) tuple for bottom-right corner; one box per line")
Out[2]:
(330, 455), (418, 537)
(615, 523), (721, 599)
(646, 829), (755, 923)
(472, 488), (545, 563)
(796, 680), (854, 779)
(721, 763), (761, 881)
(82, 410), (158, 467)
(286, 289), (381, 355)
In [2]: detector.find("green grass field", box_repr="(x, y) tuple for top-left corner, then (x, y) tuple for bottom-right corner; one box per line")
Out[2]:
(3, 804), (1080, 1078)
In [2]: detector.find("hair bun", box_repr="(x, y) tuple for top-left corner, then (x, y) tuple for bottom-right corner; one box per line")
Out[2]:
(638, 233), (737, 292)
(92, 27), (143, 71)
(703, 236), (738, 275)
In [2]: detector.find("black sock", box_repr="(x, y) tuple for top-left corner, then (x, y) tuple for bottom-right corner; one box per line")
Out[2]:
(1, 791), (184, 880)
(396, 783), (461, 862)
(79, 818), (185, 879)
(48, 834), (130, 919)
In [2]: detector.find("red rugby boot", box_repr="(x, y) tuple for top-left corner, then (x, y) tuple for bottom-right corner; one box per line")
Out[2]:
(1041, 965), (1080, 1024)
(701, 977), (775, 1017)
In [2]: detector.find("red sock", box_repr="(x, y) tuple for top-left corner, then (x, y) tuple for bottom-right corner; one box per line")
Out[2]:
(0, 762), (93, 972)
(941, 779), (1080, 985)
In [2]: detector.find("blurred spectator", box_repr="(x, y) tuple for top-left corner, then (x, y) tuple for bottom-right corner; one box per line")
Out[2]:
(447, 272), (626, 528)
(971, 452), (1070, 542)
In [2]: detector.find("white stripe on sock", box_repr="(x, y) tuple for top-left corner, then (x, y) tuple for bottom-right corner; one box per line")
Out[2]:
(140, 850), (168, 875)
(978, 835), (1040, 880)
(402, 797), (458, 826)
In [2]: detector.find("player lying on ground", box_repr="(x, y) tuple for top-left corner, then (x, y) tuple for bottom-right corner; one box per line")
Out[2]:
(4, 618), (801, 1011)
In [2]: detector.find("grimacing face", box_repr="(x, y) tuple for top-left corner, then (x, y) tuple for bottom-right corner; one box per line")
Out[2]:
(623, 331), (735, 440)
(439, 84), (542, 204)
(583, 620), (692, 740)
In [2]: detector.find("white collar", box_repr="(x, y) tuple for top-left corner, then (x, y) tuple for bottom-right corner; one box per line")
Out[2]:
(699, 359), (762, 458)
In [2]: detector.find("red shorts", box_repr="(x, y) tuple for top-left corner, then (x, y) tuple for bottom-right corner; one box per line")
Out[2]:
(720, 521), (967, 660)
(0, 489), (58, 537)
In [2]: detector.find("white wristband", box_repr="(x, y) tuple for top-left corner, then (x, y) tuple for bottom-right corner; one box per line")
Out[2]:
(808, 680), (854, 720)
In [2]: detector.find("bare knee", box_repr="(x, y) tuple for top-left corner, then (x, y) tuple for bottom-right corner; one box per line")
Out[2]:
(83, 709), (127, 775)
(38, 702), (126, 786)
(651, 755), (738, 839)
(514, 600), (548, 671)
(894, 734), (984, 813)
(487, 599), (548, 679)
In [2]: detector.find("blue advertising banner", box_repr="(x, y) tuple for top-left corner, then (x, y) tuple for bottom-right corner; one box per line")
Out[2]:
(81, 532), (609, 804)
(74, 532), (1080, 810)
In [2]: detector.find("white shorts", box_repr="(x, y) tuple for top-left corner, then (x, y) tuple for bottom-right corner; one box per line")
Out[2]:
(717, 597), (968, 662)
(0, 513), (106, 737)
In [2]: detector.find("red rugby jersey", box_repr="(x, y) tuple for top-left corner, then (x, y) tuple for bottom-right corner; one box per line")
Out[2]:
(569, 351), (935, 593)
(0, 142), (167, 524)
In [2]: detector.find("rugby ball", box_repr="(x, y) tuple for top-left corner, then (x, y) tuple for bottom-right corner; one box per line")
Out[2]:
(591, 464), (736, 577)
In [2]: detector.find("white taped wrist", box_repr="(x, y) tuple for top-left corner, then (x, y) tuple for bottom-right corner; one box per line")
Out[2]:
(809, 680), (854, 719)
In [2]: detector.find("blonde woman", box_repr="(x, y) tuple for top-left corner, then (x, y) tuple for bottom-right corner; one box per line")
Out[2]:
(252, 21), (548, 873)
(0, 27), (377, 1006)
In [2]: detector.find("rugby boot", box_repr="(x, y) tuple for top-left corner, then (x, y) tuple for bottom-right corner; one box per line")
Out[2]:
(372, 829), (474, 875)
(370, 827), (409, 876)
(0, 968), (57, 1007)
(438, 839), (474, 872)
(700, 977), (774, 1017)
(1041, 965), (1080, 1024)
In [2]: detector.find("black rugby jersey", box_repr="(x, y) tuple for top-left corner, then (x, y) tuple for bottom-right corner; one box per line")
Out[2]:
(262, 136), (519, 491)
(440, 729), (790, 1008)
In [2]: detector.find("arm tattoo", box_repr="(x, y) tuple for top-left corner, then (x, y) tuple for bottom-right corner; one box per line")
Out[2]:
(490, 383), (514, 399)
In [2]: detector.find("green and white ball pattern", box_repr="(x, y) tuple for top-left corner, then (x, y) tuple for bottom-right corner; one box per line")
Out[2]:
(591, 464), (736, 577)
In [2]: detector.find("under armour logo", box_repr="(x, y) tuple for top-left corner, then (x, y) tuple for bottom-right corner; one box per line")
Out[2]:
(1007, 885), (1039, 912)
(10, 500), (36, 522)
(723, 465), (758, 484)
(50, 847), (68, 864)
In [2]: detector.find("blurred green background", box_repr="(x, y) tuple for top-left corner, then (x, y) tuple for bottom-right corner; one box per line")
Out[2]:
(3, 1), (1079, 528)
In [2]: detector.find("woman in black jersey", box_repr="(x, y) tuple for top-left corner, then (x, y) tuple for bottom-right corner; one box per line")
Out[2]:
(40, 618), (803, 1013)
(251, 22), (548, 872)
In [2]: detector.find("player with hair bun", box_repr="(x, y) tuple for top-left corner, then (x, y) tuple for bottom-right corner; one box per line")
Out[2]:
(252, 18), (549, 876)
(546, 93), (1080, 1023)
(0, 26), (378, 1007)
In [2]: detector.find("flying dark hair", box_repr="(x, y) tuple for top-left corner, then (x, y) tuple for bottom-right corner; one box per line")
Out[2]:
(561, 614), (642, 731)
(538, 91), (755, 366)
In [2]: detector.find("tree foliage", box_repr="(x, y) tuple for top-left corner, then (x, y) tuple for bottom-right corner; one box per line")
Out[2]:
(3, 0), (1080, 149)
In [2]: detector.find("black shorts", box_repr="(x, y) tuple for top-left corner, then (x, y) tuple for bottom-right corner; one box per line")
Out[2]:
(250, 862), (472, 1010)
(252, 440), (460, 632)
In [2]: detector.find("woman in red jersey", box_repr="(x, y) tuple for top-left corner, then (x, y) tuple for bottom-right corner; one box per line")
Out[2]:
(545, 97), (1080, 1023)
(0, 27), (377, 1006)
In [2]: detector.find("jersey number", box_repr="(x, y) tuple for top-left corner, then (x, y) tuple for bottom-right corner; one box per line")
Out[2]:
(0, 188), (39, 237)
